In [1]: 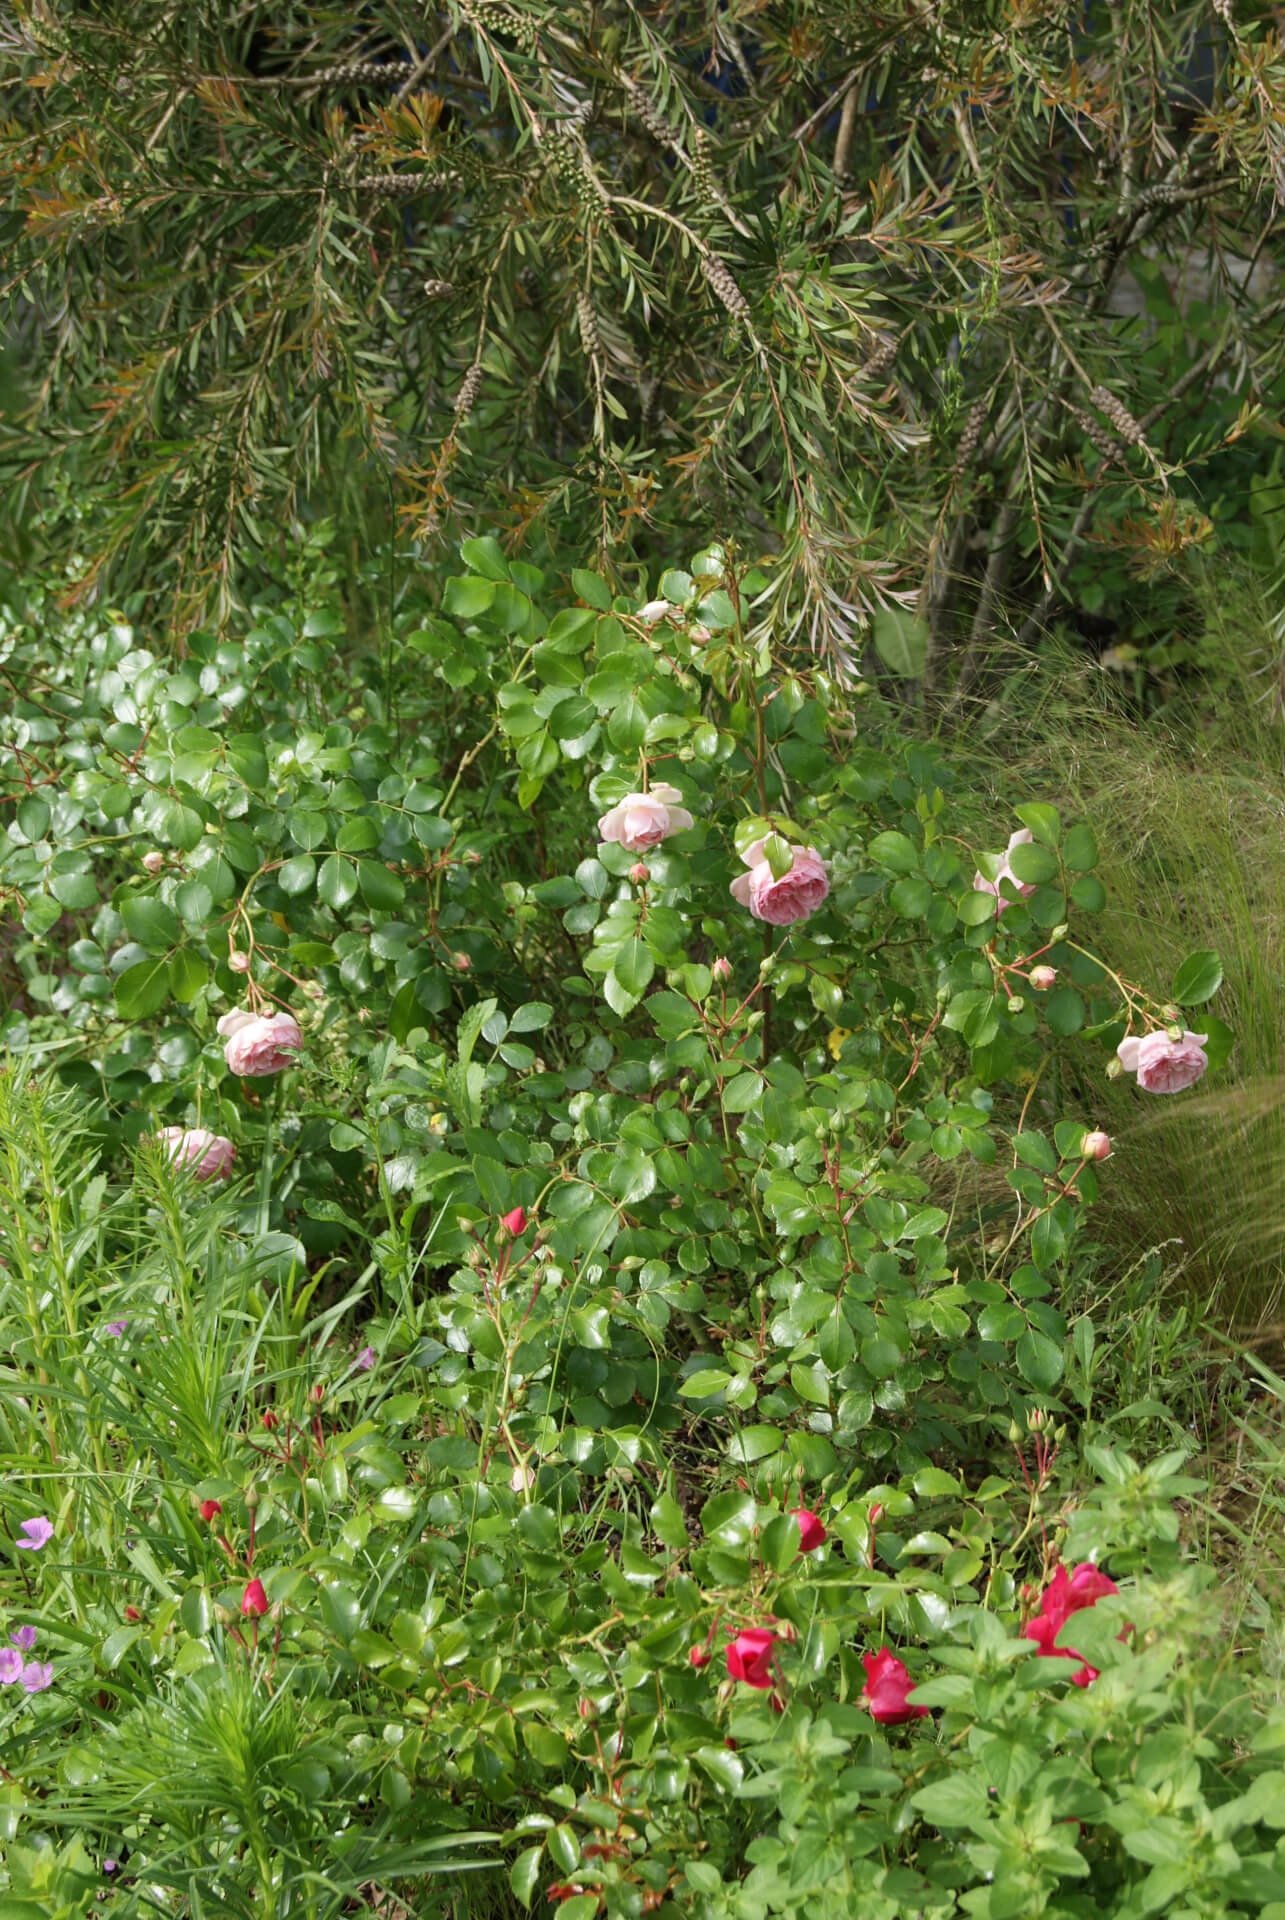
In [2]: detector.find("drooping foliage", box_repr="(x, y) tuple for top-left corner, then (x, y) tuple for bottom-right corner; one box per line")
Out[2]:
(4, 0), (1285, 680)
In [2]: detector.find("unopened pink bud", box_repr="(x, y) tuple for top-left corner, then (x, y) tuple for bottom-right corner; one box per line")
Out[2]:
(712, 957), (732, 984)
(452, 952), (471, 972)
(628, 862), (650, 884)
(228, 950), (250, 973)
(142, 851), (164, 875)
(463, 849), (482, 865)
(1030, 966), (1057, 991)
(1083, 1130), (1112, 1160)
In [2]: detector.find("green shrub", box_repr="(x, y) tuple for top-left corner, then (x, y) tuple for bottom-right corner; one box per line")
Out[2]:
(0, 538), (1269, 1915)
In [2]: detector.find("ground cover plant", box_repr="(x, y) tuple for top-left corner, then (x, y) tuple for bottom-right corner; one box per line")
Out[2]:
(2, 538), (1283, 1919)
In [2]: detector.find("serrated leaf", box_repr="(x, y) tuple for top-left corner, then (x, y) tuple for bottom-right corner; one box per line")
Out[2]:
(457, 999), (499, 1069)
(571, 567), (613, 610)
(120, 895), (181, 952)
(168, 948), (207, 1003)
(1013, 802), (1061, 848)
(509, 1846), (543, 1909)
(1171, 949), (1222, 1006)
(318, 854), (357, 909)
(114, 957), (170, 1018)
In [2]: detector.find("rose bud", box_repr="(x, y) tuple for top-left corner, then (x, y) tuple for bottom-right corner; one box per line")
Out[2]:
(501, 1207), (527, 1236)
(199, 1499), (223, 1522)
(241, 1578), (270, 1618)
(711, 957), (732, 984)
(452, 952), (471, 972)
(124, 1605), (142, 1623)
(1030, 965), (1057, 990)
(628, 862), (650, 885)
(689, 1644), (711, 1669)
(228, 950), (250, 973)
(1082, 1130), (1112, 1160)
(142, 851), (164, 875)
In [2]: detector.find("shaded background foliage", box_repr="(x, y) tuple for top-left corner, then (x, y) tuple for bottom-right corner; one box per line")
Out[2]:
(4, 0), (1285, 689)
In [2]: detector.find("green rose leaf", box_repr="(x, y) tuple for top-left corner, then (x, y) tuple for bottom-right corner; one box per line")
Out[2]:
(114, 957), (170, 1018)
(1171, 949), (1223, 1006)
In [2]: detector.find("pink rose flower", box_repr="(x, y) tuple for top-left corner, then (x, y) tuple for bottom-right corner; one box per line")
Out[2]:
(861, 1648), (929, 1725)
(155, 1127), (236, 1182)
(973, 828), (1037, 914)
(730, 841), (830, 926)
(597, 784), (695, 853)
(1116, 1029), (1208, 1094)
(790, 1506), (827, 1554)
(218, 1008), (303, 1077)
(725, 1627), (780, 1690)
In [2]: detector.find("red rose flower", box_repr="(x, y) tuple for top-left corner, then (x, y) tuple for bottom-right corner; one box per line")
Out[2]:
(1023, 1561), (1121, 1687)
(725, 1627), (780, 1690)
(861, 1648), (929, 1725)
(790, 1506), (827, 1554)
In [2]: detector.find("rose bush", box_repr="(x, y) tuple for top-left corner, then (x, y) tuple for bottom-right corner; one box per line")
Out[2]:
(0, 539), (1257, 1919)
